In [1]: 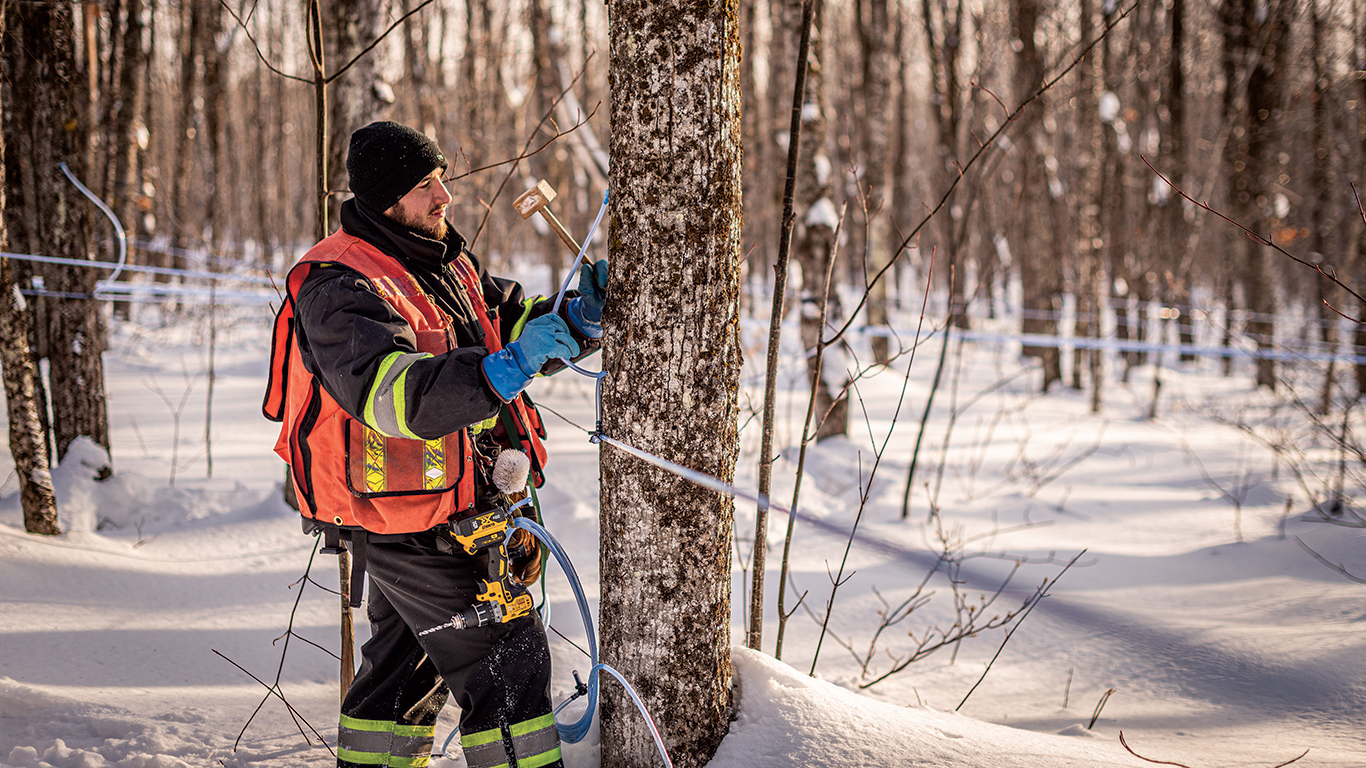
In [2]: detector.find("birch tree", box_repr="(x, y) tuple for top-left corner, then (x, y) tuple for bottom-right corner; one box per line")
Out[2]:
(0, 0), (60, 535)
(600, 1), (742, 766)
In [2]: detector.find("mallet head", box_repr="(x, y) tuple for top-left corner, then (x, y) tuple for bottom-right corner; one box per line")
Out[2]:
(513, 180), (558, 220)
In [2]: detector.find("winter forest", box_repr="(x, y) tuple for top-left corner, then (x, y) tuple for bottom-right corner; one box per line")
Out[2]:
(2, 0), (1366, 766)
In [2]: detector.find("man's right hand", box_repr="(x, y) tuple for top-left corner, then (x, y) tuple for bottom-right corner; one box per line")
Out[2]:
(481, 314), (581, 401)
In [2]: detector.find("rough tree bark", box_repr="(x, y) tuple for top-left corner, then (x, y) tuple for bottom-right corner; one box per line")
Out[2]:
(0, 0), (61, 535)
(600, 2), (741, 766)
(3, 0), (109, 461)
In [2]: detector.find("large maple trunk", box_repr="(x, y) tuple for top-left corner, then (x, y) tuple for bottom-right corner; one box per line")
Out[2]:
(599, 2), (742, 766)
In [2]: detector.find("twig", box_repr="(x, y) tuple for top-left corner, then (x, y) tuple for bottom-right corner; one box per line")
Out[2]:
(218, 538), (337, 756)
(956, 549), (1085, 710)
(213, 649), (332, 755)
(327, 0), (439, 83)
(447, 103), (599, 182)
(827, 2), (1138, 346)
(775, 202), (846, 660)
(1143, 156), (1366, 320)
(752, 0), (817, 652)
(1087, 687), (1115, 729)
(219, 0), (311, 83)
(469, 54), (596, 250)
(1119, 731), (1308, 768)
(1294, 536), (1366, 583)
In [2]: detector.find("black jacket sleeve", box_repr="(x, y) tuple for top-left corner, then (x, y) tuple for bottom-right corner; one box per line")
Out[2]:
(293, 264), (504, 440)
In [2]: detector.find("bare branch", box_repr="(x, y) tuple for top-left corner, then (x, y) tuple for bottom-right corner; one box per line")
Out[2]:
(470, 53), (596, 250)
(448, 102), (600, 182)
(956, 549), (1085, 710)
(1119, 732), (1196, 767)
(1119, 731), (1309, 768)
(327, 0), (439, 84)
(827, 1), (1139, 346)
(219, 0), (311, 84)
(1294, 536), (1366, 583)
(1142, 156), (1366, 320)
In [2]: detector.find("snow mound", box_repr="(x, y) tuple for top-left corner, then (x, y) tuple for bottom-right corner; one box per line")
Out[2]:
(0, 678), (218, 768)
(709, 647), (1136, 768)
(0, 437), (290, 537)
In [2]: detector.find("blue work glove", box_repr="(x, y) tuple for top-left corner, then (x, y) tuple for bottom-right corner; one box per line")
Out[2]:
(566, 259), (608, 339)
(481, 314), (581, 401)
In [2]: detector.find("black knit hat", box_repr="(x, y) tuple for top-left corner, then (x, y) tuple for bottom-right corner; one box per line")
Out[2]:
(346, 121), (447, 213)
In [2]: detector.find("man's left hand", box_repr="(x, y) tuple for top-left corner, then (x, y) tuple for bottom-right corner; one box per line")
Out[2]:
(567, 260), (608, 338)
(577, 260), (608, 321)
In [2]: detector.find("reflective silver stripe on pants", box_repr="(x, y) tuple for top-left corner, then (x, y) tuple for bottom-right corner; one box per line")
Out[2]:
(461, 737), (509, 768)
(511, 721), (560, 765)
(338, 726), (434, 759)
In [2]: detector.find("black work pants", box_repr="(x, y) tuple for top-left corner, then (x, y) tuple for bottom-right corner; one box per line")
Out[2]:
(337, 531), (562, 768)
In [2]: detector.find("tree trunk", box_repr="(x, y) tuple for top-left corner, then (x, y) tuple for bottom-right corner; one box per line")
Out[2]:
(1357, 0), (1366, 397)
(1224, 0), (1290, 391)
(786, 0), (846, 440)
(1167, 0), (1195, 362)
(327, 0), (391, 233)
(740, 0), (763, 318)
(860, 0), (893, 364)
(171, 0), (201, 278)
(1076, 0), (1105, 409)
(4, 0), (108, 461)
(921, 0), (968, 332)
(0, 0), (61, 535)
(600, 2), (741, 766)
(1309, 0), (1336, 414)
(529, 0), (573, 291)
(1013, 0), (1060, 390)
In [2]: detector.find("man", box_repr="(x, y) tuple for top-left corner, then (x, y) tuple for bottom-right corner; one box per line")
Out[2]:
(264, 121), (606, 768)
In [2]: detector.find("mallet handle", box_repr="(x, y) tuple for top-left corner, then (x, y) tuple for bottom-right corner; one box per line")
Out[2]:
(538, 208), (582, 256)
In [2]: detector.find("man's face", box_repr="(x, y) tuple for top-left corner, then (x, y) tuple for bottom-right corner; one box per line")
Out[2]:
(385, 168), (452, 240)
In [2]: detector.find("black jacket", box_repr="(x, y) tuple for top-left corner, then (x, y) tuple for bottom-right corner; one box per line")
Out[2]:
(292, 199), (597, 440)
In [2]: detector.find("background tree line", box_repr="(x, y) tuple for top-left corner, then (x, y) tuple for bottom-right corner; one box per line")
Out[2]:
(1, 0), (1363, 521)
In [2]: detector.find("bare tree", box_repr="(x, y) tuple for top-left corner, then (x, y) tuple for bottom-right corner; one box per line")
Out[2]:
(0, 0), (60, 535)
(325, 0), (392, 233)
(599, 1), (743, 765)
(860, 0), (894, 364)
(3, 0), (110, 462)
(1012, 0), (1061, 391)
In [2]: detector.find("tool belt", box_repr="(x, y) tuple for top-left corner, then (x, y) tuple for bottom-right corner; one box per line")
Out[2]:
(305, 446), (542, 618)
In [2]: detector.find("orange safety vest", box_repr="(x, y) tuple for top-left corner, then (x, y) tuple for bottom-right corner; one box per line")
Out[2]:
(263, 230), (549, 535)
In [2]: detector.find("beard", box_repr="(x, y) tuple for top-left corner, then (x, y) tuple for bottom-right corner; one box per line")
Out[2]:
(388, 202), (449, 241)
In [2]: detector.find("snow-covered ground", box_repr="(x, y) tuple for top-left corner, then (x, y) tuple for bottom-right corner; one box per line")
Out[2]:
(1, 300), (1364, 768)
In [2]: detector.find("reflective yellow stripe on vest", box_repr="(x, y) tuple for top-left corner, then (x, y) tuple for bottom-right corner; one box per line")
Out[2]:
(509, 297), (539, 341)
(364, 350), (432, 440)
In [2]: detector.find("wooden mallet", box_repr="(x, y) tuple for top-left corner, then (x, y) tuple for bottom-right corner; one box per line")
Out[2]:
(513, 180), (582, 256)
